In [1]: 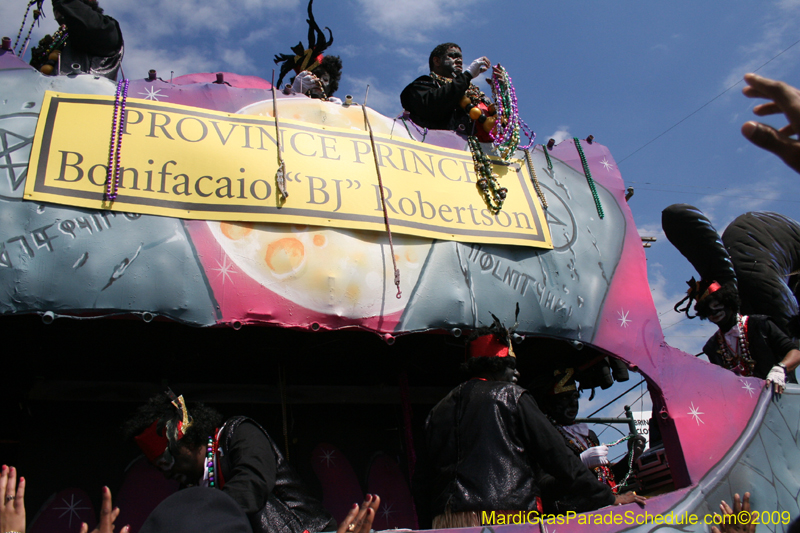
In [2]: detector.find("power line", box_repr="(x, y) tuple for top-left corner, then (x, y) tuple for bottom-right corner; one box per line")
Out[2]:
(618, 36), (800, 165)
(586, 379), (647, 418)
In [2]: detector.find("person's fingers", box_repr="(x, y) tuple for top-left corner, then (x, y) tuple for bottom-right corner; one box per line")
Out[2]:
(0, 465), (8, 501)
(732, 493), (742, 513)
(711, 526), (721, 533)
(14, 477), (25, 513)
(741, 492), (751, 512)
(369, 494), (381, 514)
(80, 522), (89, 533)
(741, 121), (800, 173)
(745, 73), (800, 126)
(752, 102), (782, 116)
(358, 507), (375, 533)
(120, 526), (131, 533)
(6, 467), (16, 503)
(336, 503), (360, 533)
(720, 499), (733, 515)
(742, 85), (769, 99)
(778, 124), (797, 136)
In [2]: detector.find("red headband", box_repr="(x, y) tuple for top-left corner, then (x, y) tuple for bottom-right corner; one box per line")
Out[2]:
(134, 420), (169, 462)
(469, 334), (513, 358)
(699, 281), (721, 301)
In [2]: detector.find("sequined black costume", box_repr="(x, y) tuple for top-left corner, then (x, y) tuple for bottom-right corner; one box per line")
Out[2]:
(423, 380), (615, 517)
(217, 417), (335, 533)
(400, 71), (474, 131)
(702, 314), (798, 382)
(51, 0), (123, 79)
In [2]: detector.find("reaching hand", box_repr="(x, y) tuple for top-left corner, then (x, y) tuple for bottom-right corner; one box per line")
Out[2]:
(710, 492), (756, 533)
(336, 494), (380, 533)
(614, 491), (647, 506)
(579, 445), (610, 469)
(0, 465), (26, 533)
(79, 487), (129, 533)
(741, 73), (800, 174)
(628, 435), (647, 462)
(467, 57), (490, 79)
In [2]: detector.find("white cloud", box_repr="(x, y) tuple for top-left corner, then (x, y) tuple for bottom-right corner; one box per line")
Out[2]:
(548, 126), (572, 145)
(354, 0), (486, 42)
(722, 1), (800, 89)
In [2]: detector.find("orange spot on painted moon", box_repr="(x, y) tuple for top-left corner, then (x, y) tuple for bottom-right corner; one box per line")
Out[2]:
(221, 222), (254, 240)
(265, 238), (305, 275)
(313, 234), (326, 247)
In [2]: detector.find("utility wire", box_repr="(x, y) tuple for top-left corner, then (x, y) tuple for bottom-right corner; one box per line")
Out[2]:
(585, 379), (646, 418)
(618, 36), (800, 165)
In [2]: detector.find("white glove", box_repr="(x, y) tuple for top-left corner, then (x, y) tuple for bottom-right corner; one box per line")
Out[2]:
(466, 57), (490, 78)
(766, 365), (786, 394)
(579, 446), (610, 469)
(292, 71), (319, 94)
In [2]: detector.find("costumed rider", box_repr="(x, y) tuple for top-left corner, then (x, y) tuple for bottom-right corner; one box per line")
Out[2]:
(274, 0), (343, 104)
(421, 312), (641, 528)
(29, 0), (123, 79)
(532, 369), (646, 514)
(124, 390), (335, 533)
(663, 204), (800, 394)
(400, 42), (499, 139)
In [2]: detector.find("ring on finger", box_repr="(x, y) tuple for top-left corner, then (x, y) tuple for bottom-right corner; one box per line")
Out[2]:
(5, 494), (15, 502)
(347, 523), (356, 532)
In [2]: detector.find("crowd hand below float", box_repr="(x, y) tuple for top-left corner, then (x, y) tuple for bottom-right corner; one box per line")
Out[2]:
(336, 494), (380, 533)
(0, 465), (25, 533)
(293, 71), (322, 94)
(79, 486), (129, 533)
(710, 492), (756, 533)
(579, 446), (610, 469)
(741, 73), (800, 175)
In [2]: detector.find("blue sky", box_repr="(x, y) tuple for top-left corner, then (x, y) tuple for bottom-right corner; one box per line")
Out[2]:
(5, 0), (800, 436)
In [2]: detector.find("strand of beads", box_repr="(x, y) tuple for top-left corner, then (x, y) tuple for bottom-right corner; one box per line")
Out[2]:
(489, 66), (535, 161)
(523, 148), (548, 209)
(573, 138), (604, 219)
(13, 2), (36, 54)
(543, 143), (553, 170)
(469, 136), (506, 213)
(105, 79), (129, 201)
(206, 436), (216, 488)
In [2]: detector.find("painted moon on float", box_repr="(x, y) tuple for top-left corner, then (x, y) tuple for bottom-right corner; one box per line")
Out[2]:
(208, 221), (429, 317)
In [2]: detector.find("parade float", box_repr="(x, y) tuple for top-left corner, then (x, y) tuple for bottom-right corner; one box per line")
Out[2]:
(1, 18), (798, 533)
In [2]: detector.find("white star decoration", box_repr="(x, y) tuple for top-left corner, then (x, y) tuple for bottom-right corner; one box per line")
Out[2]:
(380, 503), (394, 521)
(688, 402), (705, 425)
(211, 256), (236, 285)
(319, 448), (336, 467)
(53, 494), (90, 527)
(741, 380), (756, 397)
(617, 309), (631, 328)
(600, 157), (614, 171)
(138, 86), (168, 101)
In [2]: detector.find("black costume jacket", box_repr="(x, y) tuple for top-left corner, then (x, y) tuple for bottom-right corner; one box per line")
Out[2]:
(400, 71), (474, 131)
(217, 417), (334, 533)
(423, 380), (615, 516)
(52, 0), (123, 79)
(702, 315), (798, 382)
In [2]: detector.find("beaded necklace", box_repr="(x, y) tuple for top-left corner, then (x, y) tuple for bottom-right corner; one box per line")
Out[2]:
(489, 66), (534, 162)
(105, 79), (129, 202)
(30, 26), (68, 73)
(574, 138), (604, 219)
(468, 136), (505, 214)
(715, 314), (755, 376)
(206, 435), (217, 488)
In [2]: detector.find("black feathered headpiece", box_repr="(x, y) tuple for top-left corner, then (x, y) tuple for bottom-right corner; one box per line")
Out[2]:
(273, 0), (333, 89)
(662, 204), (738, 318)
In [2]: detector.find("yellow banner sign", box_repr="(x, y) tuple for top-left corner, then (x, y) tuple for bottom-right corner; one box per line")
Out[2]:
(25, 93), (551, 248)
